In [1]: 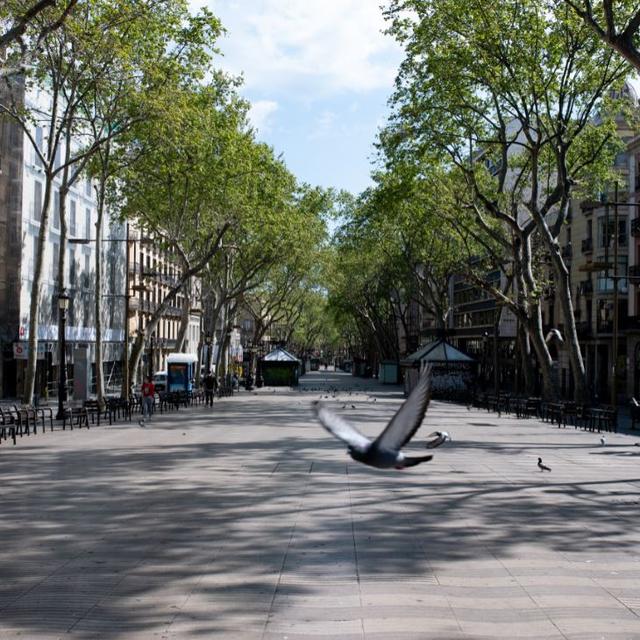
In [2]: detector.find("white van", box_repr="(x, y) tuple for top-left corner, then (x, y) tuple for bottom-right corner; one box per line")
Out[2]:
(153, 370), (167, 392)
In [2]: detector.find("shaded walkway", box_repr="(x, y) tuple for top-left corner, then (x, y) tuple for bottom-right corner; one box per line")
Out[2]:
(1, 370), (640, 639)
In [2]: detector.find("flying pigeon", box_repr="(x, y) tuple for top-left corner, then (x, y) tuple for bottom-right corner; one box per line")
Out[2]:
(545, 328), (564, 344)
(313, 367), (433, 469)
(538, 457), (551, 472)
(425, 431), (451, 449)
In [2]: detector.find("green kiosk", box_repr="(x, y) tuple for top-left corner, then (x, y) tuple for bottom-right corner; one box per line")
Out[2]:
(260, 348), (301, 386)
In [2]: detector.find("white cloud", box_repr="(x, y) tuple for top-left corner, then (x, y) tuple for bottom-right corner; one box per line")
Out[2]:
(197, 0), (403, 94)
(308, 110), (337, 140)
(248, 99), (279, 133)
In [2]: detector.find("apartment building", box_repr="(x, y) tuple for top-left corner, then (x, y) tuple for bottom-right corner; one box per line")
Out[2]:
(127, 234), (201, 381)
(550, 85), (638, 403)
(0, 83), (127, 399)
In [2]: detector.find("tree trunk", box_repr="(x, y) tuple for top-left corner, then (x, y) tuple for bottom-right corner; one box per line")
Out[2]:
(526, 308), (556, 401)
(175, 279), (191, 352)
(94, 168), (107, 409)
(517, 321), (536, 395)
(551, 250), (587, 402)
(24, 177), (54, 404)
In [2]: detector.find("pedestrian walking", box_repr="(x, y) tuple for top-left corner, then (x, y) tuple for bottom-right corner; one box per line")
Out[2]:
(204, 371), (216, 407)
(139, 376), (155, 426)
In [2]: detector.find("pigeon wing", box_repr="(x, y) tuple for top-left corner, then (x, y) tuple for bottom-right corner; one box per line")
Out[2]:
(313, 403), (371, 453)
(373, 366), (432, 452)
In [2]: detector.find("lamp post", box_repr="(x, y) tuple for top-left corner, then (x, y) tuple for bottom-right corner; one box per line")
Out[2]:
(56, 290), (70, 420)
(149, 334), (156, 378)
(205, 332), (212, 374)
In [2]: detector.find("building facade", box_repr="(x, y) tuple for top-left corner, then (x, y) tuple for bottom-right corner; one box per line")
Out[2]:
(0, 82), (126, 400)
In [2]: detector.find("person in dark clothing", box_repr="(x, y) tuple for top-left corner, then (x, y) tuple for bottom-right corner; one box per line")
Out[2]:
(204, 372), (217, 407)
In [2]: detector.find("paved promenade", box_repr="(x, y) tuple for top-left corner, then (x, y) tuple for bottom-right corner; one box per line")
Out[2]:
(1, 370), (640, 639)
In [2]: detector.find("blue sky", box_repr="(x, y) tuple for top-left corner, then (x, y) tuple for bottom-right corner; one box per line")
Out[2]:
(189, 1), (404, 196)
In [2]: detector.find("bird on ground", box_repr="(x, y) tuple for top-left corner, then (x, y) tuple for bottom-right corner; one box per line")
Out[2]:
(538, 457), (551, 472)
(313, 367), (434, 470)
(425, 431), (451, 449)
(351, 404), (356, 409)
(600, 436), (606, 446)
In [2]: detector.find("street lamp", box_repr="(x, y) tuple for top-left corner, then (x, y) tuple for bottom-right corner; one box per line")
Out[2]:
(205, 332), (212, 373)
(56, 290), (70, 420)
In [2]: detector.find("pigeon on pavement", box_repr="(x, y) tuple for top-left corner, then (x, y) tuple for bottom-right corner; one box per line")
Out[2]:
(425, 431), (451, 449)
(600, 436), (606, 446)
(313, 367), (434, 470)
(538, 457), (551, 472)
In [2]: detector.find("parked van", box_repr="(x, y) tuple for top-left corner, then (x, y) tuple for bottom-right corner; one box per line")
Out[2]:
(153, 371), (167, 392)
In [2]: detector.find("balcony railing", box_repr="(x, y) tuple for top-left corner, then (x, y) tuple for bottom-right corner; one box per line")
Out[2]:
(579, 280), (593, 295)
(581, 237), (593, 253)
(575, 321), (592, 338)
(629, 264), (640, 282)
(580, 199), (600, 215)
(597, 320), (613, 333)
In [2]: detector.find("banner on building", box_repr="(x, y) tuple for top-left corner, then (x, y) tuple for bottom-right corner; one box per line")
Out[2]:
(498, 307), (518, 338)
(13, 342), (51, 360)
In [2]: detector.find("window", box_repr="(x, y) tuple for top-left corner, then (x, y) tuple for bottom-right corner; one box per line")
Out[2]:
(69, 248), (76, 287)
(34, 126), (43, 167)
(70, 200), (77, 236)
(85, 208), (92, 238)
(30, 234), (38, 278)
(598, 216), (628, 248)
(33, 181), (42, 221)
(85, 178), (92, 197)
(52, 190), (60, 230)
(51, 243), (59, 284)
(54, 144), (62, 172)
(596, 255), (627, 293)
(84, 254), (90, 289)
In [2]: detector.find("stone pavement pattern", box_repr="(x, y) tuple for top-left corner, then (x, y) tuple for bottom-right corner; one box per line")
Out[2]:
(1, 370), (640, 639)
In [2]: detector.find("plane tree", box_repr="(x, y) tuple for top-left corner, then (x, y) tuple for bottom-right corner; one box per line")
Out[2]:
(0, 0), (77, 79)
(384, 0), (630, 400)
(564, 0), (640, 70)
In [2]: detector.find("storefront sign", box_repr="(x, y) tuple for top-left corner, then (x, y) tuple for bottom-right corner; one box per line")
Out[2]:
(13, 342), (50, 360)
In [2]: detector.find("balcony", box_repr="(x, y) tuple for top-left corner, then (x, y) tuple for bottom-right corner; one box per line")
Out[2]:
(575, 321), (592, 338)
(580, 199), (600, 215)
(579, 279), (593, 295)
(581, 237), (593, 253)
(629, 264), (640, 283)
(597, 320), (613, 334)
(631, 217), (640, 237)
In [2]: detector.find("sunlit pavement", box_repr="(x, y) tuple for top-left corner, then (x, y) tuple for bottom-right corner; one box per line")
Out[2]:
(1, 370), (640, 639)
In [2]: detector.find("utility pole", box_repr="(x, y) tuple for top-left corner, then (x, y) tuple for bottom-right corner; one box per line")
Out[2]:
(612, 184), (619, 408)
(122, 223), (130, 399)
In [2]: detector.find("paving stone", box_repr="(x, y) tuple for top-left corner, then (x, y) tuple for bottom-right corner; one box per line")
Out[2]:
(2, 371), (640, 638)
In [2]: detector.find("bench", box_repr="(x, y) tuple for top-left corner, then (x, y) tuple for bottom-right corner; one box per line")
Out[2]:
(62, 406), (90, 430)
(631, 399), (640, 429)
(0, 406), (20, 445)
